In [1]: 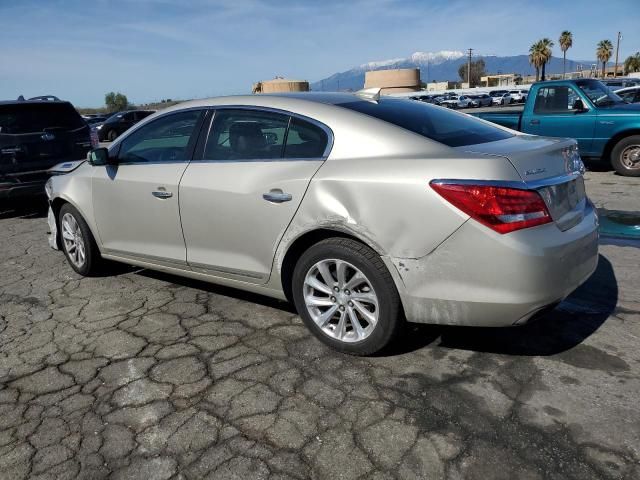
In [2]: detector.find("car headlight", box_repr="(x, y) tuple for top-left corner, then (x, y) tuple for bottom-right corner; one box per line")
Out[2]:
(96, 124), (103, 130)
(44, 178), (53, 199)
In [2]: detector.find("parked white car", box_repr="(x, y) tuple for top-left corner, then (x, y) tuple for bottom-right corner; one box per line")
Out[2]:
(491, 92), (513, 105)
(508, 90), (528, 103)
(440, 95), (473, 109)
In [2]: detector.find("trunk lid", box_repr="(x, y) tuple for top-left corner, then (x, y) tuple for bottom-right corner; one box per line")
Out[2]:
(457, 134), (587, 231)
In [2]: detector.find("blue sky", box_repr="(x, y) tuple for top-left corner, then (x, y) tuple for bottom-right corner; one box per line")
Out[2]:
(1, 0), (638, 107)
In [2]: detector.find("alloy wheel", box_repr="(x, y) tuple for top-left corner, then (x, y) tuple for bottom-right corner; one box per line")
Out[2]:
(303, 259), (379, 343)
(620, 145), (640, 170)
(61, 213), (86, 268)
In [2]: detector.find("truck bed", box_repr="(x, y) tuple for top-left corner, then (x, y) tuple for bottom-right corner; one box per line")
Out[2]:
(469, 106), (524, 131)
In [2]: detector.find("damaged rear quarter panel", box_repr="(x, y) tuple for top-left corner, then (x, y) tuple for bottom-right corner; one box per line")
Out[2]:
(278, 153), (522, 264)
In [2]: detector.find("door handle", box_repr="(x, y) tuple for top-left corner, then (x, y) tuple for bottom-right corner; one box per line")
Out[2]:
(152, 190), (173, 199)
(263, 189), (292, 203)
(530, 119), (540, 125)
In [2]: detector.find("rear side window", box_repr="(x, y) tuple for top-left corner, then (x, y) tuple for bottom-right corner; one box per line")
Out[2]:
(205, 110), (289, 160)
(0, 103), (85, 134)
(339, 98), (512, 147)
(284, 118), (328, 158)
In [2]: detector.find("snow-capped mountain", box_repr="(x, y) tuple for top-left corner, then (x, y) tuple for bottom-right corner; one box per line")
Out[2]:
(311, 51), (591, 91)
(358, 51), (465, 72)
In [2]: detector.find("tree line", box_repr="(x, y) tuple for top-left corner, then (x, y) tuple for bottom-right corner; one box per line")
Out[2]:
(529, 31), (640, 81)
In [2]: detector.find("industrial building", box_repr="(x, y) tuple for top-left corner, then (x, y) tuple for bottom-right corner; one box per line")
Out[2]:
(363, 68), (421, 94)
(252, 77), (309, 94)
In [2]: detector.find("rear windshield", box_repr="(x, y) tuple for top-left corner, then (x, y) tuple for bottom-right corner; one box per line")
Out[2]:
(339, 98), (513, 147)
(0, 103), (85, 134)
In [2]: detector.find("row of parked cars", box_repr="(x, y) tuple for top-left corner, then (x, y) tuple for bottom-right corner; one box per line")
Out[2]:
(81, 109), (155, 142)
(411, 89), (529, 109)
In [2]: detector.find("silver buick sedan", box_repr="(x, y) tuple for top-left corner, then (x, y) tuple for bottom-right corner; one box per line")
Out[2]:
(46, 90), (599, 355)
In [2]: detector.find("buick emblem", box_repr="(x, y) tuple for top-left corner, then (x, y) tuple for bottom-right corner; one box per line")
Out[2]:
(41, 133), (56, 141)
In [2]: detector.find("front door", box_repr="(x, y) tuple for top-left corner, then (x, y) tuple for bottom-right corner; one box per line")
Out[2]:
(92, 109), (204, 265)
(523, 84), (596, 155)
(179, 109), (330, 282)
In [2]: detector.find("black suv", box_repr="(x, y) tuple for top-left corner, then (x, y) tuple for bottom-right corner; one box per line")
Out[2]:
(0, 96), (94, 200)
(96, 110), (155, 142)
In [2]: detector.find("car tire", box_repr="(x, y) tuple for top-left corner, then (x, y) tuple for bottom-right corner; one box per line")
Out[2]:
(58, 203), (103, 276)
(611, 135), (640, 177)
(292, 237), (403, 356)
(107, 129), (118, 142)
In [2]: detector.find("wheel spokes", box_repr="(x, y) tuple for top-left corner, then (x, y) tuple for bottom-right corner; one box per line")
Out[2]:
(352, 300), (377, 326)
(305, 276), (332, 295)
(303, 258), (379, 343)
(344, 272), (366, 291)
(314, 304), (338, 328)
(306, 296), (334, 307)
(317, 262), (336, 288)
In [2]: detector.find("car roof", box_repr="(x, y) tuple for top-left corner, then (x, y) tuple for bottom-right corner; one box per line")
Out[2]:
(157, 92), (383, 113)
(0, 99), (71, 106)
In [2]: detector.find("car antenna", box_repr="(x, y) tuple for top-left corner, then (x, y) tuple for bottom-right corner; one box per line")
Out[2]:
(355, 87), (382, 102)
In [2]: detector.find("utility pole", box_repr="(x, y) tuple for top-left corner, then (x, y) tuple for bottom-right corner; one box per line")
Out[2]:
(614, 31), (622, 77)
(467, 48), (473, 88)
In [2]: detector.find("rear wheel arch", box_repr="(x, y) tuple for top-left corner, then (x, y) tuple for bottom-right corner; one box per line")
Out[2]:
(280, 228), (383, 304)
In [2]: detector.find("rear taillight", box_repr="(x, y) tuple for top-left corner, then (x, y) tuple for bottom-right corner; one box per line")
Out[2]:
(430, 182), (552, 234)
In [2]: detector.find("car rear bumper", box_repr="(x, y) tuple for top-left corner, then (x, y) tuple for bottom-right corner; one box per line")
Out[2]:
(388, 203), (599, 327)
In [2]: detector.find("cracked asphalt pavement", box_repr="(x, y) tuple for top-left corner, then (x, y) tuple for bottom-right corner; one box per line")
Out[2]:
(1, 170), (639, 479)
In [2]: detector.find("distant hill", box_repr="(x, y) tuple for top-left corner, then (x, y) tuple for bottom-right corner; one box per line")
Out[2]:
(311, 51), (599, 91)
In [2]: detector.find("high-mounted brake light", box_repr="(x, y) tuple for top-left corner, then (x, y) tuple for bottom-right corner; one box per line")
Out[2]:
(430, 182), (552, 234)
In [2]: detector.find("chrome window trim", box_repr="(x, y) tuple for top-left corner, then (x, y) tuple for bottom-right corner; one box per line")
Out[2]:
(199, 105), (334, 162)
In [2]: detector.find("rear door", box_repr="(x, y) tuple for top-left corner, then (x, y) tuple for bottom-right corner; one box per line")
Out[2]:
(0, 102), (90, 182)
(179, 108), (330, 283)
(523, 85), (596, 155)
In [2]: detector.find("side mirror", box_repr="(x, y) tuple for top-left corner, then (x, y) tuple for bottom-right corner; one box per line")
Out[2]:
(88, 147), (111, 166)
(573, 99), (587, 112)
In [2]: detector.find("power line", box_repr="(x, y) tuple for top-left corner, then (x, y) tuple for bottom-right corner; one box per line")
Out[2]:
(467, 48), (473, 87)
(614, 32), (622, 77)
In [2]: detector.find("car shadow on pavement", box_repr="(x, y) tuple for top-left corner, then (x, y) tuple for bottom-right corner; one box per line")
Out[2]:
(584, 159), (612, 173)
(387, 254), (617, 357)
(137, 269), (297, 314)
(0, 197), (48, 219)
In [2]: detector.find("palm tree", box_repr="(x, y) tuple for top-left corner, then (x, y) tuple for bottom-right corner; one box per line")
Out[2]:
(559, 31), (573, 79)
(538, 38), (554, 81)
(624, 52), (640, 74)
(529, 41), (544, 81)
(596, 40), (613, 78)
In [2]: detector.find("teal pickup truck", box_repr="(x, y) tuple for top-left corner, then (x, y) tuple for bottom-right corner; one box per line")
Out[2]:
(471, 79), (640, 176)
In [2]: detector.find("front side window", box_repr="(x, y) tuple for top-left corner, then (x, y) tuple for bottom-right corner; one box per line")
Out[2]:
(576, 80), (623, 107)
(204, 109), (289, 160)
(284, 118), (328, 158)
(533, 86), (583, 113)
(118, 110), (202, 163)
